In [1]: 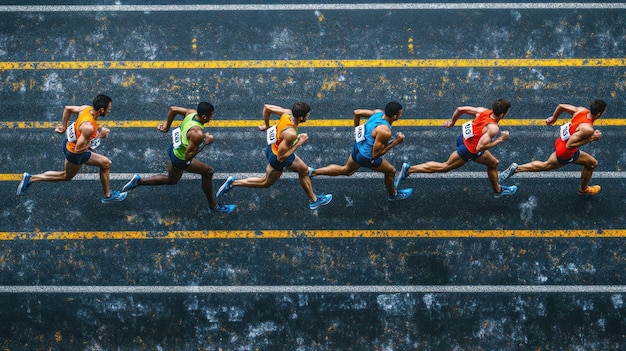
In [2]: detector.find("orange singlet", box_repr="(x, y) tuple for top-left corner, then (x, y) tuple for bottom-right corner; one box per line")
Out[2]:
(554, 109), (591, 161)
(270, 113), (298, 156)
(65, 107), (98, 153)
(463, 109), (495, 154)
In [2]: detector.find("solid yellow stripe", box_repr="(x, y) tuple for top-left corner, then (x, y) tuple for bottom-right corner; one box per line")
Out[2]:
(0, 229), (623, 240)
(1, 119), (625, 129)
(0, 58), (625, 70)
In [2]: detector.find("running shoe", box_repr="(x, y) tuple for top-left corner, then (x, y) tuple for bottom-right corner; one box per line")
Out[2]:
(216, 176), (235, 198)
(388, 188), (413, 201)
(101, 190), (128, 203)
(494, 185), (517, 198)
(498, 163), (518, 183)
(578, 185), (601, 196)
(394, 162), (410, 189)
(309, 193), (332, 210)
(122, 174), (141, 192)
(16, 172), (31, 195)
(209, 203), (236, 213)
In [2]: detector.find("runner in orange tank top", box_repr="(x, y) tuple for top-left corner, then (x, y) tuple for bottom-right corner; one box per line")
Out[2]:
(499, 100), (607, 195)
(395, 99), (517, 198)
(16, 94), (127, 203)
(216, 102), (332, 210)
(65, 108), (98, 153)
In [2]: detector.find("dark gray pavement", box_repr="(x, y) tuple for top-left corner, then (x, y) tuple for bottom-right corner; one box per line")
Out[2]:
(1, 2), (626, 350)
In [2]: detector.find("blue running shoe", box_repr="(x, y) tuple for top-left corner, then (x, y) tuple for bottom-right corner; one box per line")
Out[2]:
(122, 174), (141, 192)
(216, 176), (234, 198)
(394, 162), (410, 189)
(209, 203), (236, 213)
(16, 172), (31, 195)
(101, 190), (128, 203)
(498, 163), (518, 183)
(309, 193), (332, 210)
(494, 185), (517, 198)
(388, 188), (413, 201)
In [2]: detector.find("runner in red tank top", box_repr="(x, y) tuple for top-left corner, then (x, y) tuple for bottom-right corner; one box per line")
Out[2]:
(395, 99), (517, 198)
(499, 100), (607, 195)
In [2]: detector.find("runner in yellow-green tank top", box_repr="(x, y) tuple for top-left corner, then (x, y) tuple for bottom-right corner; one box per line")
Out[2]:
(121, 102), (235, 214)
(172, 113), (206, 163)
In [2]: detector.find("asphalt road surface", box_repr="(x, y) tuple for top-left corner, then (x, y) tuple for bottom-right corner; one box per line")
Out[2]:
(1, 2), (626, 350)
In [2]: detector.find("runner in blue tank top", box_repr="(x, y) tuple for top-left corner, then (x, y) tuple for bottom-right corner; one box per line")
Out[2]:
(310, 101), (413, 201)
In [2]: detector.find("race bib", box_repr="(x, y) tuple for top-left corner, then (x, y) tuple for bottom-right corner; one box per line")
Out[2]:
(89, 138), (101, 150)
(65, 123), (77, 142)
(266, 125), (277, 145)
(171, 127), (182, 148)
(354, 124), (366, 142)
(560, 122), (572, 141)
(67, 123), (101, 149)
(462, 121), (474, 139)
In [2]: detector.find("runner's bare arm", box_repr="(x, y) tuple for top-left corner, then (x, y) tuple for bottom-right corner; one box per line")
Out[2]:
(476, 123), (508, 152)
(55, 105), (89, 133)
(74, 121), (95, 153)
(445, 106), (486, 128)
(184, 127), (205, 160)
(566, 123), (600, 148)
(546, 104), (581, 125)
(352, 109), (381, 127)
(158, 106), (196, 133)
(276, 128), (306, 162)
(260, 104), (290, 131)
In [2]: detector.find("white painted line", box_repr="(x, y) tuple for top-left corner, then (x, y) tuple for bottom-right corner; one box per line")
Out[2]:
(75, 171), (625, 181)
(0, 3), (625, 12)
(2, 285), (626, 294)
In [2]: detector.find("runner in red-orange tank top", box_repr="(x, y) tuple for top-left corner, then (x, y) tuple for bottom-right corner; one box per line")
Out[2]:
(499, 100), (607, 195)
(396, 99), (517, 198)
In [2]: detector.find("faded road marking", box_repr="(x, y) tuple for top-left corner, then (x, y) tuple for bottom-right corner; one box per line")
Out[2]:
(1, 3), (625, 12)
(1, 171), (625, 182)
(2, 285), (626, 294)
(1, 118), (626, 129)
(1, 229), (625, 240)
(1, 58), (625, 71)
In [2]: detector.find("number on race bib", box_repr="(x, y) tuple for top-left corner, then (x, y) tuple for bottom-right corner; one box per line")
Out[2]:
(354, 124), (366, 143)
(89, 138), (101, 150)
(462, 121), (474, 139)
(266, 125), (277, 145)
(560, 122), (572, 141)
(66, 123), (77, 142)
(171, 127), (182, 148)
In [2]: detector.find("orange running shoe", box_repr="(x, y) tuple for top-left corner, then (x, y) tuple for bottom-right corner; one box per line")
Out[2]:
(578, 185), (601, 196)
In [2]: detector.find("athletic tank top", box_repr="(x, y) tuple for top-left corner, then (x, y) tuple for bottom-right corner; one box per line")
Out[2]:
(270, 113), (298, 156)
(173, 113), (204, 160)
(463, 109), (495, 154)
(65, 107), (97, 153)
(356, 112), (391, 159)
(554, 108), (592, 154)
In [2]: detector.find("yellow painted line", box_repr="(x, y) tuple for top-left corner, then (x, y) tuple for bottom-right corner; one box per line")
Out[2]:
(0, 229), (624, 240)
(1, 174), (22, 181)
(1, 119), (625, 129)
(0, 58), (625, 70)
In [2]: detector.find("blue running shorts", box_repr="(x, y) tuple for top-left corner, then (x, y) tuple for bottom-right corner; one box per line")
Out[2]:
(351, 143), (383, 168)
(168, 144), (191, 170)
(63, 141), (92, 165)
(456, 135), (484, 161)
(266, 144), (295, 171)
